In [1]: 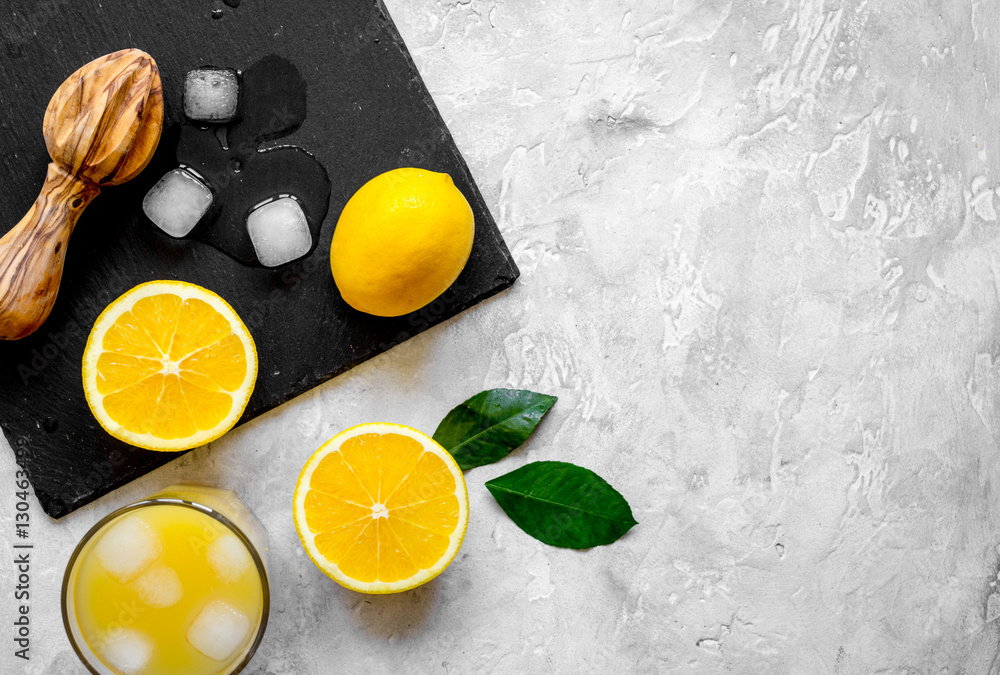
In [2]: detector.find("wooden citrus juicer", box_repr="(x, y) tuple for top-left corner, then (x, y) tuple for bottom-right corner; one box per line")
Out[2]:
(0, 49), (163, 341)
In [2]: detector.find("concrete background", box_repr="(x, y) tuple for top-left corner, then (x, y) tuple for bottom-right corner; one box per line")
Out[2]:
(4, 0), (1000, 672)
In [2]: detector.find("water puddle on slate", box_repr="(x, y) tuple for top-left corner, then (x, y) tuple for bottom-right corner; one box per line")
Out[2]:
(154, 54), (332, 268)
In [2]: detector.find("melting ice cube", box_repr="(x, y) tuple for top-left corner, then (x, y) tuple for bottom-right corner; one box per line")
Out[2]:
(134, 565), (183, 608)
(246, 197), (312, 267)
(94, 515), (162, 584)
(101, 628), (153, 675)
(186, 599), (252, 662)
(207, 532), (253, 584)
(183, 68), (239, 123)
(143, 168), (213, 238)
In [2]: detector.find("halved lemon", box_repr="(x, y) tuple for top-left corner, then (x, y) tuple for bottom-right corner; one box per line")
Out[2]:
(293, 423), (469, 594)
(82, 280), (257, 452)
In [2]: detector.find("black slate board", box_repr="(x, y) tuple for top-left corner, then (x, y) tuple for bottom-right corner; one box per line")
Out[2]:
(0, 1), (518, 518)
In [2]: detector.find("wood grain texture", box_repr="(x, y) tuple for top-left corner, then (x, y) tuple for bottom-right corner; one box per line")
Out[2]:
(0, 49), (162, 340)
(43, 49), (163, 186)
(0, 164), (99, 340)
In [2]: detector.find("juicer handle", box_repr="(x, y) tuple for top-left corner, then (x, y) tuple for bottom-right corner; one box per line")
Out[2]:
(0, 163), (100, 340)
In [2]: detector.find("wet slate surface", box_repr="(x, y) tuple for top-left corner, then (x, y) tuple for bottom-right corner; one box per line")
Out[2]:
(0, 0), (518, 518)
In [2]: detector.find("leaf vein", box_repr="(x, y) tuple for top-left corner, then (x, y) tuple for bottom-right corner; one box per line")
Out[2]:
(449, 401), (550, 456)
(486, 484), (636, 525)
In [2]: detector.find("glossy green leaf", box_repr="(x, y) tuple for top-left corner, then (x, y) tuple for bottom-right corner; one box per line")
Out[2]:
(486, 461), (637, 549)
(433, 389), (557, 471)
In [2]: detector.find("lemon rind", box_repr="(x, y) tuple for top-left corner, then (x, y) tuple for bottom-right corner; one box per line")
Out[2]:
(81, 280), (258, 453)
(293, 423), (470, 594)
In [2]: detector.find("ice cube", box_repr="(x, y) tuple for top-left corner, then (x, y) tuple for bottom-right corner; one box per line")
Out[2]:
(101, 628), (153, 675)
(246, 197), (313, 267)
(207, 532), (253, 584)
(134, 565), (183, 608)
(186, 600), (252, 662)
(143, 168), (213, 238)
(94, 515), (163, 584)
(183, 68), (239, 123)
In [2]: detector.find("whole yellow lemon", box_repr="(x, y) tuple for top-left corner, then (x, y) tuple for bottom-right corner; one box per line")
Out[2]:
(330, 168), (476, 317)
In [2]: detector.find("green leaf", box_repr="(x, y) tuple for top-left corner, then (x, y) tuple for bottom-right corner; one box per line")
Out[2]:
(433, 389), (557, 471)
(485, 461), (637, 549)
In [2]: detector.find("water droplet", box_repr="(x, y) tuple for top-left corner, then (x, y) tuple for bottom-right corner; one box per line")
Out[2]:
(223, 0), (242, 6)
(42, 417), (59, 433)
(211, 8), (224, 20)
(229, 158), (243, 174)
(215, 127), (229, 151)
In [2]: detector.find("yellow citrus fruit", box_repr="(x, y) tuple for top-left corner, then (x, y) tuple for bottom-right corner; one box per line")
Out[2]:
(82, 280), (257, 452)
(293, 423), (469, 594)
(330, 168), (475, 317)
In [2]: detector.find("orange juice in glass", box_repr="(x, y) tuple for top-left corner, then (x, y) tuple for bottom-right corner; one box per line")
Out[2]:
(62, 484), (269, 675)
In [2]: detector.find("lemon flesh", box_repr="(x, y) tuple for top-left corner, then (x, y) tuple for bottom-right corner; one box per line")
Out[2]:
(82, 280), (258, 452)
(293, 423), (470, 594)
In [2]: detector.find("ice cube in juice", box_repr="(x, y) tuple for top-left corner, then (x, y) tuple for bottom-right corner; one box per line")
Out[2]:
(65, 489), (267, 675)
